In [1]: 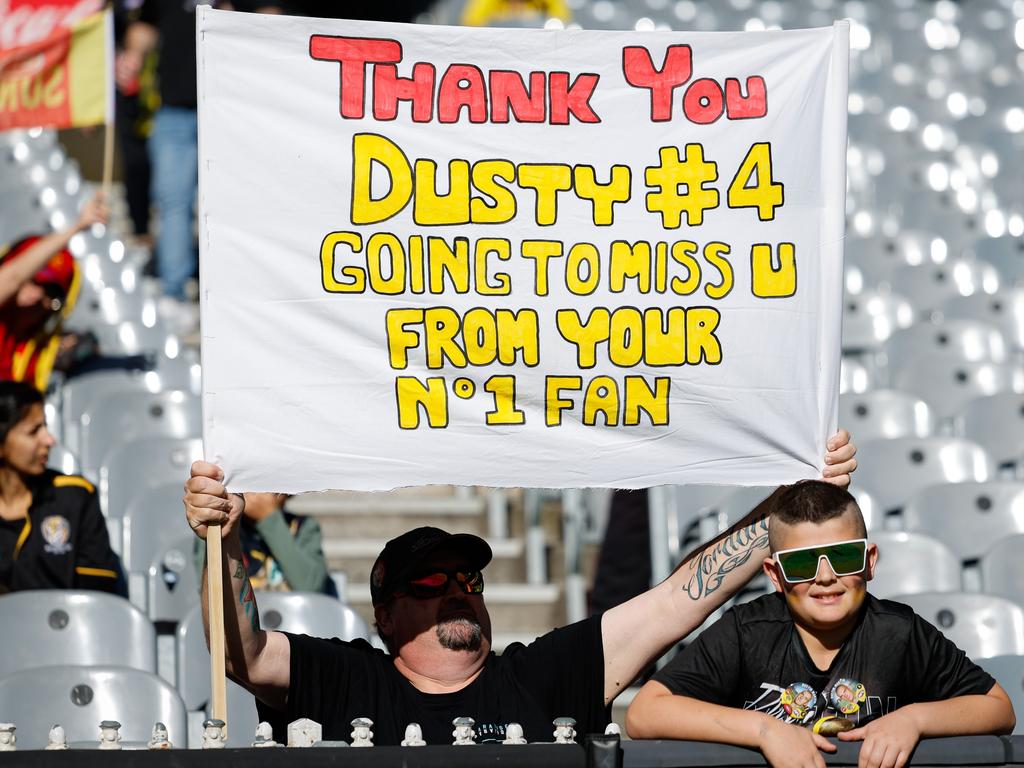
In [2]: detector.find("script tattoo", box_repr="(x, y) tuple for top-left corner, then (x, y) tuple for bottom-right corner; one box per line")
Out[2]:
(235, 561), (259, 632)
(682, 516), (770, 600)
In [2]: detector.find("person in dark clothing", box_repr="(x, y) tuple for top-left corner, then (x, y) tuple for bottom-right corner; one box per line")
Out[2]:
(627, 481), (1015, 768)
(181, 430), (858, 745)
(0, 382), (123, 595)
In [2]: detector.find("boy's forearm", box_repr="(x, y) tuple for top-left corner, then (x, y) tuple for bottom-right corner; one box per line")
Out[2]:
(903, 694), (1016, 737)
(628, 687), (773, 748)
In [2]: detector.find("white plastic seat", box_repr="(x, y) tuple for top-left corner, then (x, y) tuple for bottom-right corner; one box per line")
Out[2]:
(0, 591), (156, 680)
(46, 444), (80, 476)
(889, 259), (1001, 318)
(143, 534), (201, 623)
(121, 481), (193, 573)
(977, 655), (1024, 735)
(856, 437), (994, 513)
(100, 436), (202, 518)
(980, 534), (1024, 605)
(903, 482), (1024, 562)
(78, 389), (202, 477)
(943, 289), (1024, 352)
(869, 531), (961, 600)
(956, 393), (1024, 467)
(176, 593), (370, 745)
(970, 235), (1024, 287)
(840, 355), (874, 394)
(0, 664), (186, 749)
(838, 390), (936, 443)
(841, 290), (915, 352)
(892, 592), (1024, 659)
(891, 354), (1024, 420)
(57, 369), (158, 457)
(882, 320), (1009, 368)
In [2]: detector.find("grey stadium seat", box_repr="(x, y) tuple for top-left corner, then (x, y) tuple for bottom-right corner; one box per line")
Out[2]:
(144, 534), (201, 623)
(971, 236), (1024, 287)
(838, 390), (936, 443)
(980, 535), (1024, 605)
(0, 665), (186, 749)
(0, 591), (156, 680)
(881, 320), (1009, 370)
(122, 481), (194, 574)
(903, 482), (1024, 562)
(892, 592), (1024, 659)
(78, 389), (202, 477)
(841, 290), (915, 352)
(891, 354), (1024, 420)
(46, 443), (80, 476)
(840, 355), (874, 394)
(176, 592), (370, 724)
(57, 369), (157, 458)
(100, 436), (202, 519)
(888, 258), (1001, 319)
(855, 437), (995, 514)
(943, 289), (1024, 352)
(869, 532), (961, 600)
(978, 655), (1024, 735)
(956, 393), (1024, 467)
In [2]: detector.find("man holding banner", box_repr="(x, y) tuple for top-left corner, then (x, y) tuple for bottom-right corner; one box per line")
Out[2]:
(184, 431), (855, 745)
(188, 6), (856, 745)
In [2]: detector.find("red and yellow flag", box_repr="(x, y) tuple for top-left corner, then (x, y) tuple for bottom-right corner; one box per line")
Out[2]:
(0, 7), (112, 131)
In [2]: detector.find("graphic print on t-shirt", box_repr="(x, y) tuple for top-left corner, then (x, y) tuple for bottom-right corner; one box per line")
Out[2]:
(745, 676), (887, 726)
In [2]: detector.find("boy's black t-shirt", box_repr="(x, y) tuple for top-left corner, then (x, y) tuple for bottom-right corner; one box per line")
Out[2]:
(256, 615), (608, 745)
(653, 592), (995, 728)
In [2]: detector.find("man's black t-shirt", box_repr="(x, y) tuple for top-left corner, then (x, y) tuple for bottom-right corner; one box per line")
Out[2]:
(653, 593), (995, 728)
(139, 0), (208, 109)
(256, 616), (608, 745)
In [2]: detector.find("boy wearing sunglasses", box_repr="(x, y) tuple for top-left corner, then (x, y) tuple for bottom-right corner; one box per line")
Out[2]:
(626, 481), (1014, 768)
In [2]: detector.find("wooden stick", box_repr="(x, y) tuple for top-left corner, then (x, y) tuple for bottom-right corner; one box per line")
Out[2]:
(206, 524), (228, 732)
(101, 120), (115, 202)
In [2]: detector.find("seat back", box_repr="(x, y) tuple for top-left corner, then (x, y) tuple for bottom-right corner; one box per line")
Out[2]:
(882, 320), (1008, 369)
(869, 532), (961, 599)
(46, 444), (80, 476)
(0, 665), (186, 749)
(889, 260), (1001, 319)
(841, 290), (915, 352)
(100, 436), (202, 518)
(956, 393), (1024, 467)
(176, 592), (370, 713)
(78, 390), (202, 477)
(892, 591), (1024, 659)
(145, 534), (201, 623)
(0, 591), (156, 680)
(122, 481), (194, 572)
(856, 437), (994, 513)
(839, 390), (936, 443)
(58, 370), (156, 457)
(943, 289), (1024, 352)
(980, 534), (1024, 605)
(903, 482), (1024, 561)
(978, 655), (1024, 735)
(891, 355), (1024, 420)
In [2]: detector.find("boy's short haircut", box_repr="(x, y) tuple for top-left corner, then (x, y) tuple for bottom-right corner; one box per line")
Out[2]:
(769, 481), (865, 552)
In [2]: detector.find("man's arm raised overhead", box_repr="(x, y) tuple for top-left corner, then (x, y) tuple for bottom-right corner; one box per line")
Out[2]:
(184, 461), (292, 709)
(600, 428), (857, 705)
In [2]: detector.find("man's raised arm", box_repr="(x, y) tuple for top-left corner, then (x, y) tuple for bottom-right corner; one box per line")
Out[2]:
(184, 461), (291, 709)
(600, 429), (857, 705)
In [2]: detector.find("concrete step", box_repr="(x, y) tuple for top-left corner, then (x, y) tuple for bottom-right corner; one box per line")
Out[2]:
(324, 537), (527, 586)
(299, 491), (489, 538)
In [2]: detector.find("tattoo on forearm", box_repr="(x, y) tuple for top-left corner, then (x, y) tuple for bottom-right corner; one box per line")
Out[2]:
(236, 566), (259, 633)
(682, 516), (770, 600)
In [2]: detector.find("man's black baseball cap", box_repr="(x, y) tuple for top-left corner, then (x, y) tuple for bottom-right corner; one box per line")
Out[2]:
(369, 526), (492, 606)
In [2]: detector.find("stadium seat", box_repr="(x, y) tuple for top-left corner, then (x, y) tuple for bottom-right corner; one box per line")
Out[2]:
(943, 289), (1024, 352)
(892, 592), (1024, 659)
(889, 258), (1001, 318)
(46, 443), (80, 476)
(971, 235), (1024, 287)
(0, 591), (156, 679)
(100, 436), (202, 518)
(57, 369), (158, 458)
(977, 655), (1024, 735)
(891, 354), (1024, 420)
(868, 531), (961, 600)
(0, 665), (187, 749)
(176, 593), (370, 745)
(840, 355), (874, 394)
(980, 535), (1024, 605)
(855, 437), (995, 513)
(882, 320), (1009, 369)
(956, 393), (1024, 467)
(841, 290), (915, 352)
(143, 534), (201, 623)
(121, 481), (193, 573)
(77, 389), (202, 477)
(838, 390), (936, 442)
(903, 482), (1024, 562)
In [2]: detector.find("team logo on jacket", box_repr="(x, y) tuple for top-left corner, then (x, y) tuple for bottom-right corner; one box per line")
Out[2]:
(41, 515), (72, 555)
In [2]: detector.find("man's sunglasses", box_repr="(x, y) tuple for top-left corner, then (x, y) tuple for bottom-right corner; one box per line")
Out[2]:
(773, 538), (868, 584)
(392, 569), (485, 600)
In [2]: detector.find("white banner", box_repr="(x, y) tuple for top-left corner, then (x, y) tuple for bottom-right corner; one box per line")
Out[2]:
(197, 8), (848, 492)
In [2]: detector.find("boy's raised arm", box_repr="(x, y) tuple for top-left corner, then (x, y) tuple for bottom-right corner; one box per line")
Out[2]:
(627, 681), (837, 768)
